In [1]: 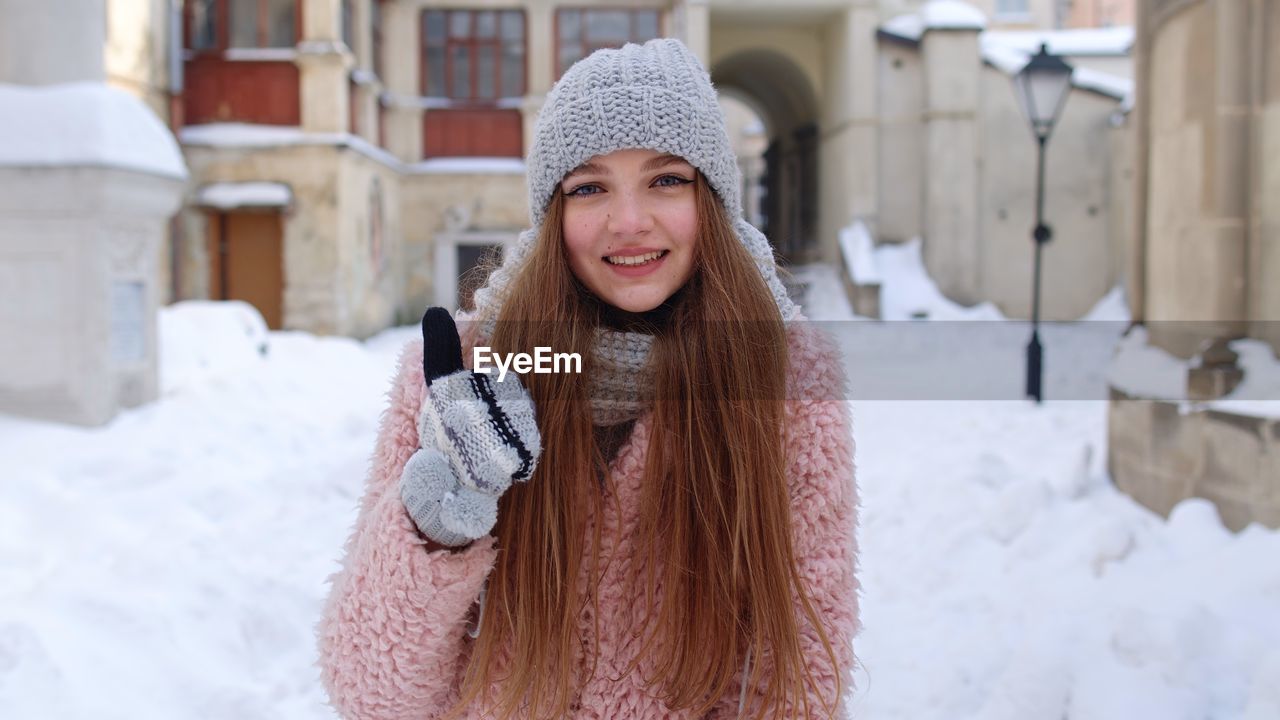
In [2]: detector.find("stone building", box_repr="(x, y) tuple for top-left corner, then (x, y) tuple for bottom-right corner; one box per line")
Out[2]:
(0, 0), (187, 426)
(1108, 0), (1280, 531)
(82, 0), (1138, 337)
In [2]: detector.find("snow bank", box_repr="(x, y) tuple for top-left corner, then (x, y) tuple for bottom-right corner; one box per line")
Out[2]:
(1107, 324), (1280, 416)
(838, 222), (882, 285)
(0, 277), (1275, 719)
(1107, 325), (1190, 400)
(0, 82), (186, 179)
(788, 263), (861, 321)
(158, 301), (271, 396)
(874, 238), (1005, 321)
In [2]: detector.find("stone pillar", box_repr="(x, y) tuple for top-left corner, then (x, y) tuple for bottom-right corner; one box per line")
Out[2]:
(920, 5), (984, 304)
(1206, 0), (1249, 325)
(521, 2), (554, 158)
(381, 0), (422, 161)
(1251, 0), (1280, 351)
(299, 0), (353, 134)
(673, 0), (710, 67)
(0, 0), (187, 426)
(349, 0), (380, 145)
(819, 2), (880, 264)
(0, 0), (104, 84)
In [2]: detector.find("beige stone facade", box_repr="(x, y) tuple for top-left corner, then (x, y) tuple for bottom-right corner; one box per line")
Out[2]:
(877, 7), (1132, 318)
(1109, 391), (1280, 531)
(1109, 0), (1279, 531)
(70, 0), (1138, 339)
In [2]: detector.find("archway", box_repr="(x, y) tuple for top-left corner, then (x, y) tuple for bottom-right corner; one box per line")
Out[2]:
(711, 49), (821, 263)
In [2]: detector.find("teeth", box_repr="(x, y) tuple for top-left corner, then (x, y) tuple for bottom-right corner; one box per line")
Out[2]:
(605, 250), (664, 266)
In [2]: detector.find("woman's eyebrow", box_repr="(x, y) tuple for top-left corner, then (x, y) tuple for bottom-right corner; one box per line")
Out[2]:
(563, 154), (691, 181)
(639, 154), (691, 172)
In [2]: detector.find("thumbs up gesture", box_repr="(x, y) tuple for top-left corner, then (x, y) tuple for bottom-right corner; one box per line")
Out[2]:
(399, 308), (542, 547)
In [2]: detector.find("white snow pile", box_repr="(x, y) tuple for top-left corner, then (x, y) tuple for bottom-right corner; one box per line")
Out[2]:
(875, 238), (1006, 321)
(0, 82), (187, 179)
(157, 300), (272, 395)
(1, 277), (1277, 719)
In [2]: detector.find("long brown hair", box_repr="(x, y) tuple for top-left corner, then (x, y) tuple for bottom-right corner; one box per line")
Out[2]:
(448, 175), (841, 719)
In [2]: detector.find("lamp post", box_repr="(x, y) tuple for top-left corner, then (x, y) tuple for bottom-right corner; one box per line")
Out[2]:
(1011, 43), (1073, 404)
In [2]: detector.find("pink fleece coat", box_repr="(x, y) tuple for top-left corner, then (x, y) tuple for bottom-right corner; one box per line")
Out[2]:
(317, 323), (859, 719)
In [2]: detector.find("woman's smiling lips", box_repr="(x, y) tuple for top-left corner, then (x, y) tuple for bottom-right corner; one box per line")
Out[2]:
(602, 247), (669, 276)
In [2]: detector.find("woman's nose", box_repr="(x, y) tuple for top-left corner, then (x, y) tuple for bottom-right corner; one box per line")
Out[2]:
(605, 191), (654, 237)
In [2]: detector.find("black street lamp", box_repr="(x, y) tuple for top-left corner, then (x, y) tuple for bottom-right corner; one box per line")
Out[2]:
(1011, 43), (1073, 404)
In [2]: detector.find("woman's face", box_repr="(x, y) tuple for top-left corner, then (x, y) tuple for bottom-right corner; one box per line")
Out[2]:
(559, 148), (698, 313)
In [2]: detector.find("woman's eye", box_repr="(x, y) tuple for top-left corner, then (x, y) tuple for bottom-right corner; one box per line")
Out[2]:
(565, 184), (602, 197)
(654, 174), (693, 188)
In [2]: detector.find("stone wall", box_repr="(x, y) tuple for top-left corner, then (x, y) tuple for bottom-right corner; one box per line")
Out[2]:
(1109, 390), (1280, 531)
(179, 143), (404, 337)
(399, 167), (529, 318)
(978, 68), (1120, 320)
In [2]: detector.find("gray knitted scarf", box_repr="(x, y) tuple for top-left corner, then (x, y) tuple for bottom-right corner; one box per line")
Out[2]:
(589, 327), (655, 426)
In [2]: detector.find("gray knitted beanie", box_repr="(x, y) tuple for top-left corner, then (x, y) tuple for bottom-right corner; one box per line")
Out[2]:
(468, 37), (800, 327)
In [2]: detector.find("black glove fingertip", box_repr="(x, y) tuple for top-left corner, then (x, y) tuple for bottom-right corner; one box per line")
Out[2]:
(422, 307), (465, 383)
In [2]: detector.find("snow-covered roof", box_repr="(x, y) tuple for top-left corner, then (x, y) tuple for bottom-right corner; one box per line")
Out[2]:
(921, 0), (987, 31)
(0, 82), (187, 179)
(405, 157), (526, 175)
(1071, 67), (1134, 101)
(180, 123), (401, 169)
(878, 12), (1134, 102)
(882, 11), (925, 41)
(982, 26), (1134, 57)
(982, 43), (1028, 74)
(194, 181), (293, 210)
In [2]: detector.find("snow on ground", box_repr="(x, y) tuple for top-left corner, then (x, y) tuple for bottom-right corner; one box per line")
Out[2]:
(1, 248), (1278, 718)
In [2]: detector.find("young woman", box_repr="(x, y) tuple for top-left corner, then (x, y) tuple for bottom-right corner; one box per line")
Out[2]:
(318, 38), (859, 719)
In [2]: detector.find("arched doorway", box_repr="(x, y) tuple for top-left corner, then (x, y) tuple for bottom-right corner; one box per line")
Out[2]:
(711, 49), (820, 264)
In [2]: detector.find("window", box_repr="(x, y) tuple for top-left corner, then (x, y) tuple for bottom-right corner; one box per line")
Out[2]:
(421, 9), (526, 101)
(183, 0), (302, 125)
(372, 0), (384, 79)
(556, 8), (660, 76)
(186, 0), (298, 50)
(189, 0), (218, 50)
(342, 0), (354, 52)
(995, 0), (1030, 16)
(231, 0), (296, 47)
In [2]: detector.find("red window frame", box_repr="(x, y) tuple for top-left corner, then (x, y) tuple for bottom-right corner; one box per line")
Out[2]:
(420, 9), (527, 103)
(553, 7), (662, 78)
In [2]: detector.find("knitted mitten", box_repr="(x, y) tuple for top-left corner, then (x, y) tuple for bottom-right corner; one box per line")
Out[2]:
(400, 308), (541, 547)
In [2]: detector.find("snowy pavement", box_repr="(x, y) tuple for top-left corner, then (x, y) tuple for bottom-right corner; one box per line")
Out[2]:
(2, 255), (1278, 719)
